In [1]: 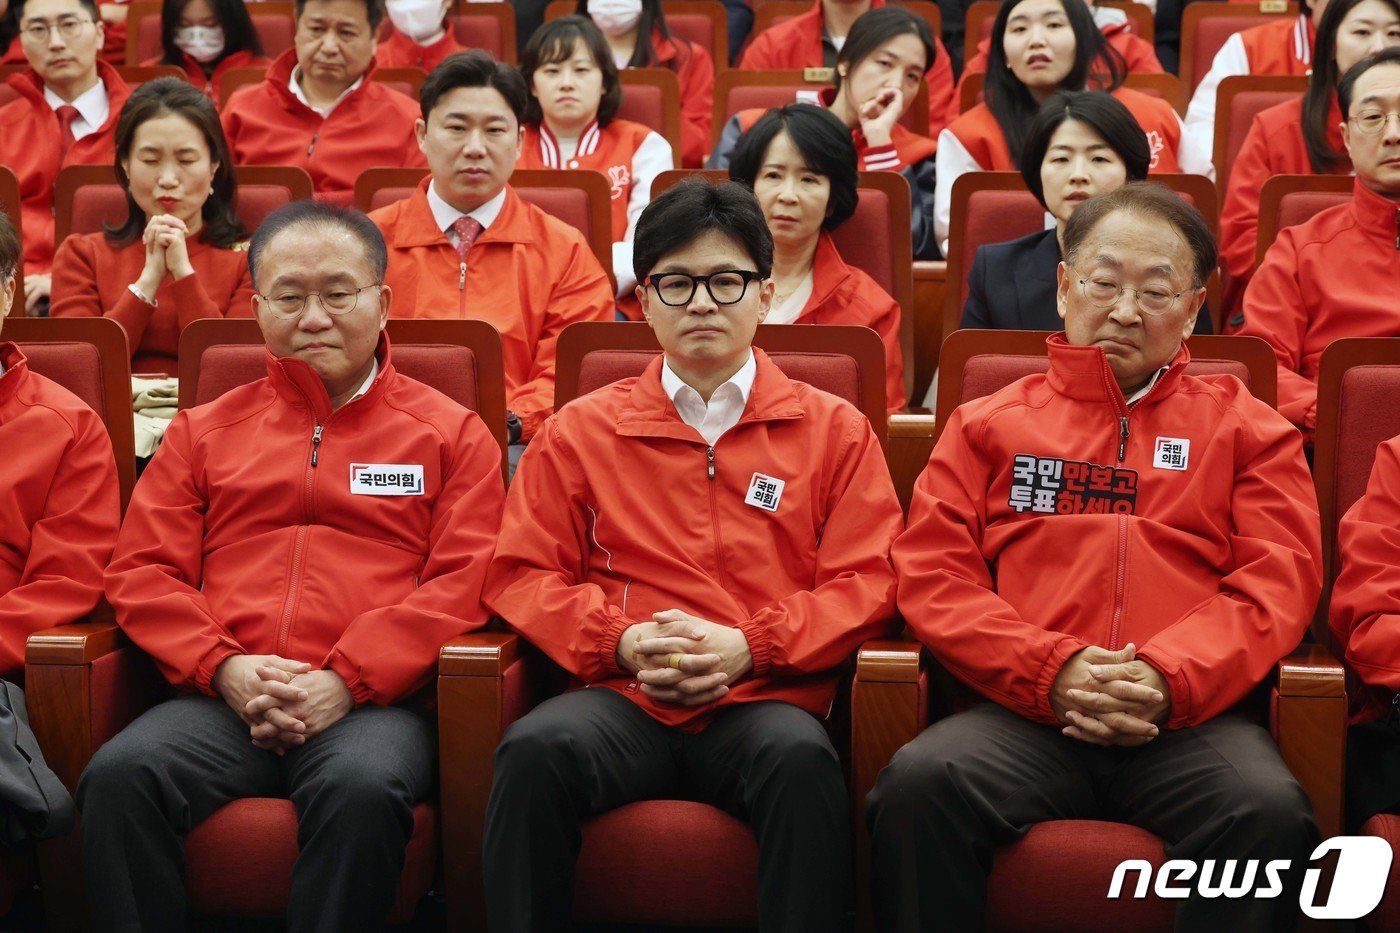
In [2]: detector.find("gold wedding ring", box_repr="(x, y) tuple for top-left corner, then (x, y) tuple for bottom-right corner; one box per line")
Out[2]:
(668, 653), (683, 670)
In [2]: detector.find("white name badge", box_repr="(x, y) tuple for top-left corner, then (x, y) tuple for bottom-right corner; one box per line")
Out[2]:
(1153, 437), (1190, 472)
(744, 472), (785, 512)
(349, 463), (425, 496)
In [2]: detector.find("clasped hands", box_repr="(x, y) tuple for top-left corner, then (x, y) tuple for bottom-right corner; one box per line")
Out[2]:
(135, 213), (196, 299)
(616, 609), (753, 708)
(1049, 643), (1171, 747)
(212, 654), (354, 755)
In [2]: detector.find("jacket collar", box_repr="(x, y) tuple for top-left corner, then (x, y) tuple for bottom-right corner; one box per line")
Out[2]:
(265, 48), (378, 114)
(794, 232), (852, 323)
(389, 178), (534, 248)
(1043, 332), (1189, 411)
(615, 348), (806, 441)
(532, 119), (603, 166)
(7, 58), (129, 118)
(264, 332), (394, 421)
(1349, 175), (1400, 242)
(0, 342), (29, 407)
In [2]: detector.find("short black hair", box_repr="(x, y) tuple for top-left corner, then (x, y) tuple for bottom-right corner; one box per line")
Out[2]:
(292, 0), (383, 34)
(421, 50), (528, 124)
(521, 16), (622, 127)
(832, 6), (936, 93)
(1062, 181), (1217, 289)
(1020, 91), (1150, 210)
(728, 103), (859, 231)
(633, 178), (773, 283)
(1338, 46), (1400, 117)
(14, 0), (101, 27)
(248, 200), (387, 287)
(0, 212), (19, 281)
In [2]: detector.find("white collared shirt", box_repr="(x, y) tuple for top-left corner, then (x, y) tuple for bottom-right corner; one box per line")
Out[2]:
(288, 65), (364, 117)
(44, 79), (108, 141)
(1125, 365), (1170, 406)
(427, 183), (505, 247)
(346, 358), (378, 405)
(660, 350), (756, 446)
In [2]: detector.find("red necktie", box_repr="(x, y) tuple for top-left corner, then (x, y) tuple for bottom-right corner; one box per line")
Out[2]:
(452, 216), (483, 290)
(56, 105), (81, 161)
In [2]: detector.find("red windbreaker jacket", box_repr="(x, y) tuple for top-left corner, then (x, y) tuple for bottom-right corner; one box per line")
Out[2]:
(0, 342), (120, 678)
(483, 350), (903, 730)
(104, 336), (505, 706)
(894, 335), (1321, 730)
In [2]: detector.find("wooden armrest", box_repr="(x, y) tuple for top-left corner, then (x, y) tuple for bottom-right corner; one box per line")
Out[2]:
(856, 638), (923, 683)
(887, 408), (936, 439)
(439, 630), (521, 677)
(25, 616), (128, 666)
(1274, 643), (1347, 840)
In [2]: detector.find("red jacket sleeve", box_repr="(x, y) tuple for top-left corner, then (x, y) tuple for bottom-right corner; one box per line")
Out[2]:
(104, 412), (247, 693)
(1133, 405), (1321, 729)
(324, 413), (505, 705)
(892, 406), (1091, 724)
(1238, 227), (1317, 432)
(735, 415), (902, 677)
(512, 241), (615, 444)
(0, 405), (119, 677)
(482, 418), (637, 682)
(1330, 437), (1400, 691)
(676, 43), (715, 168)
(736, 26), (783, 69)
(1218, 113), (1272, 284)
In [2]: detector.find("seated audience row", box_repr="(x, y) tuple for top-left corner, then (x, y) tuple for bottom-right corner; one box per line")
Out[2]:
(5, 174), (1371, 931)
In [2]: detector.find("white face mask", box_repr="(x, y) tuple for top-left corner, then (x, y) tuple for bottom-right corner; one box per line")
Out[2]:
(589, 0), (643, 37)
(173, 25), (225, 63)
(387, 0), (445, 43)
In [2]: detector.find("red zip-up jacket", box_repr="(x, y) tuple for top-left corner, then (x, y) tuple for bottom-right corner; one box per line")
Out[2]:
(650, 30), (713, 168)
(104, 335), (504, 706)
(219, 49), (425, 205)
(738, 0), (958, 141)
(483, 350), (902, 730)
(375, 28), (465, 71)
(0, 342), (120, 678)
(1218, 96), (1347, 321)
(894, 335), (1321, 730)
(368, 180), (615, 443)
(0, 61), (132, 275)
(1331, 433), (1400, 724)
(1239, 178), (1400, 435)
(140, 49), (269, 101)
(960, 20), (1164, 82)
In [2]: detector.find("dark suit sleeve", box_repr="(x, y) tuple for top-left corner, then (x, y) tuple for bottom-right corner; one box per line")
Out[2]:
(907, 156), (940, 261)
(960, 245), (993, 328)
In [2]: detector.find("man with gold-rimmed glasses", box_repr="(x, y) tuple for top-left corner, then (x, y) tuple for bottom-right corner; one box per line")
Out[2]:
(80, 200), (504, 931)
(1241, 46), (1400, 439)
(875, 182), (1324, 931)
(0, 0), (132, 313)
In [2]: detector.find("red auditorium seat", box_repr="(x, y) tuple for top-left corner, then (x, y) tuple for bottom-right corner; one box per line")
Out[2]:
(1180, 3), (1299, 94)
(851, 327), (1345, 931)
(0, 165), (24, 299)
(545, 0), (728, 73)
(1213, 74), (1308, 195)
(1254, 173), (1353, 268)
(439, 320), (888, 931)
(713, 68), (930, 143)
(447, 3), (519, 64)
(21, 318), (506, 930)
(617, 69), (684, 163)
(52, 164), (313, 245)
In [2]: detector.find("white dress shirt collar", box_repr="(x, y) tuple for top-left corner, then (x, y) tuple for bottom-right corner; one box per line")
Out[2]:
(345, 357), (379, 405)
(1125, 364), (1170, 406)
(660, 350), (757, 446)
(44, 78), (108, 141)
(427, 183), (506, 246)
(289, 65), (363, 117)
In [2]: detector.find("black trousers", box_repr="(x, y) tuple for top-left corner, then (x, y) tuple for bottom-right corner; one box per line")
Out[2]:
(483, 688), (852, 932)
(866, 703), (1319, 932)
(76, 694), (435, 933)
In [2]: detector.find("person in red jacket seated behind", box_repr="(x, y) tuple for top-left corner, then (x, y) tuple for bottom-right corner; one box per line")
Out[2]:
(727, 103), (905, 411)
(0, 212), (119, 680)
(0, 0), (132, 312)
(142, 0), (268, 100)
(872, 183), (1322, 931)
(377, 0), (463, 70)
(1239, 48), (1400, 437)
(482, 179), (902, 932)
(78, 199), (505, 932)
(50, 78), (255, 376)
(219, 0), (425, 205)
(959, 0), (1163, 83)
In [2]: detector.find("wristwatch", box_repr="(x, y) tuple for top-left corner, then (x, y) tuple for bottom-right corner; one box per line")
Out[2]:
(506, 411), (522, 446)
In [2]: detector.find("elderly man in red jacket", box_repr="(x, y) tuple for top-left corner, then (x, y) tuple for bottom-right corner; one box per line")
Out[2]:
(77, 200), (504, 932)
(220, 0), (425, 204)
(872, 182), (1323, 931)
(1239, 47), (1400, 439)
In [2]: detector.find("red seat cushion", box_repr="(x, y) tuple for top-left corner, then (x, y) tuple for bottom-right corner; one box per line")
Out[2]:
(986, 820), (1174, 931)
(573, 800), (758, 925)
(183, 798), (436, 922)
(1362, 814), (1400, 931)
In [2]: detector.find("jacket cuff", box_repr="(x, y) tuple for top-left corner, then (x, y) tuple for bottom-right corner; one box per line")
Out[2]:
(194, 641), (243, 697)
(1134, 645), (1190, 730)
(861, 144), (901, 172)
(598, 609), (633, 678)
(1032, 635), (1089, 724)
(325, 650), (375, 707)
(735, 616), (774, 678)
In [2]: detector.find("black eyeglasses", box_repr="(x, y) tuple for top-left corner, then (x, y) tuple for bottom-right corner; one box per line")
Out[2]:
(645, 270), (764, 307)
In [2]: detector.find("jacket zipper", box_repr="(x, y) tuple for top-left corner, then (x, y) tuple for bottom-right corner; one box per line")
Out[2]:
(276, 420), (324, 655)
(306, 131), (319, 157)
(706, 445), (729, 589)
(1103, 364), (1131, 649)
(1394, 207), (1399, 250)
(458, 260), (467, 290)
